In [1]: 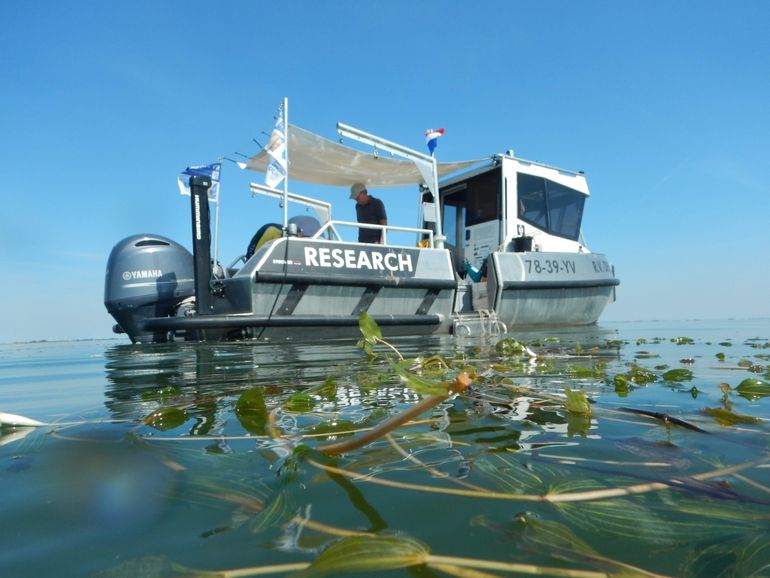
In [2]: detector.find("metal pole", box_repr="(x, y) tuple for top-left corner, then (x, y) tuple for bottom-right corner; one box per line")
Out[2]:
(337, 121), (445, 248)
(427, 146), (445, 249)
(431, 156), (445, 249)
(282, 97), (289, 230)
(189, 175), (213, 316)
(212, 169), (220, 272)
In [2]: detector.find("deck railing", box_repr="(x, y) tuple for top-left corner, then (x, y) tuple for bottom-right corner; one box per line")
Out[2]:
(312, 220), (435, 248)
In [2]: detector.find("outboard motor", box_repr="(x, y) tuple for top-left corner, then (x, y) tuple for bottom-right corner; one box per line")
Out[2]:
(104, 234), (195, 343)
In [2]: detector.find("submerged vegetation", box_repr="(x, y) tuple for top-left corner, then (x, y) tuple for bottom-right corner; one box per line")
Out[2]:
(1, 319), (770, 577)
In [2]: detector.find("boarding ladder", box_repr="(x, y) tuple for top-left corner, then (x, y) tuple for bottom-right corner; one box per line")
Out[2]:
(452, 310), (507, 337)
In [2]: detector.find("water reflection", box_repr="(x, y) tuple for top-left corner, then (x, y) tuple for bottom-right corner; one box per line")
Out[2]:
(101, 324), (624, 443)
(103, 337), (432, 439)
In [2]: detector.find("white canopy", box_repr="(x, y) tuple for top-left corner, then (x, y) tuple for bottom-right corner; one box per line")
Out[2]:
(241, 124), (484, 189)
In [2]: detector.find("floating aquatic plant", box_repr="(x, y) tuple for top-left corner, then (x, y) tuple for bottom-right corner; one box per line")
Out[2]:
(292, 534), (430, 577)
(703, 407), (762, 427)
(613, 363), (657, 387)
(661, 368), (694, 382)
(143, 406), (187, 431)
(564, 387), (591, 415)
(634, 350), (660, 359)
(495, 337), (533, 357)
(310, 312), (473, 456)
(235, 387), (268, 434)
(735, 378), (770, 401)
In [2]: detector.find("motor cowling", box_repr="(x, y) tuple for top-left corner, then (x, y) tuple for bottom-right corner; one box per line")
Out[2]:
(104, 234), (195, 343)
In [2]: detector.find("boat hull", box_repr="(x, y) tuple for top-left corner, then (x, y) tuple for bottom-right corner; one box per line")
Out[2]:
(137, 237), (457, 342)
(487, 251), (618, 327)
(107, 237), (619, 343)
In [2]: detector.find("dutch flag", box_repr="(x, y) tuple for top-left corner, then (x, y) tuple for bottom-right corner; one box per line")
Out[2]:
(425, 128), (445, 156)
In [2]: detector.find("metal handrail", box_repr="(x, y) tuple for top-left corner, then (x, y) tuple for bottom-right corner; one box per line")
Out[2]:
(313, 220), (435, 248)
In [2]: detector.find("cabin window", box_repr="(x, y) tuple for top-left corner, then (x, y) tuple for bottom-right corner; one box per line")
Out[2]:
(517, 174), (548, 229)
(546, 180), (584, 240)
(517, 173), (585, 241)
(464, 169), (500, 226)
(443, 204), (459, 248)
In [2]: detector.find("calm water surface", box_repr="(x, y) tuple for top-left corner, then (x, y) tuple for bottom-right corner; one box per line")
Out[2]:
(1, 319), (769, 577)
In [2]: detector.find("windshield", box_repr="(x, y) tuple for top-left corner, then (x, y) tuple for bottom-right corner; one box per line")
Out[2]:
(517, 173), (585, 240)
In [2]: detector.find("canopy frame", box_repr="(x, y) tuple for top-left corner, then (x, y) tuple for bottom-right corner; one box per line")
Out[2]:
(336, 122), (445, 248)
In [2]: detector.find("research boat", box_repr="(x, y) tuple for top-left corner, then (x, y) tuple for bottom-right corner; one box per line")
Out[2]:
(104, 103), (618, 343)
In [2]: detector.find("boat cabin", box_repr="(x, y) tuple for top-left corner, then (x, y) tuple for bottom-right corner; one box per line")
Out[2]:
(427, 153), (590, 279)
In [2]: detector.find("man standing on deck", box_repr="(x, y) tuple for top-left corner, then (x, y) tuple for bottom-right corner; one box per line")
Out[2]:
(350, 183), (387, 244)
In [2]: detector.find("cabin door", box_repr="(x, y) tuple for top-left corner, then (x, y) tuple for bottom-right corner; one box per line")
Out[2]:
(441, 168), (502, 273)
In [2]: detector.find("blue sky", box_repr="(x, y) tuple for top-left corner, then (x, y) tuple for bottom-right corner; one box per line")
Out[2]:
(2, 0), (769, 342)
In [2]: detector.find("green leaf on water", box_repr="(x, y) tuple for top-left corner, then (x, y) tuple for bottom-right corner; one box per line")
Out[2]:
(569, 365), (605, 379)
(574, 342), (583, 355)
(512, 516), (612, 569)
(703, 407), (761, 426)
(235, 387), (267, 434)
(389, 360), (451, 395)
(491, 363), (513, 372)
(735, 378), (770, 400)
(495, 338), (528, 356)
(634, 350), (659, 359)
(683, 534), (770, 578)
(566, 413), (591, 437)
(557, 498), (675, 546)
(613, 374), (630, 397)
(715, 352), (726, 361)
(523, 516), (596, 553)
(564, 387), (591, 415)
(662, 368), (694, 382)
(473, 454), (552, 494)
(672, 336), (695, 344)
(309, 376), (338, 401)
(308, 419), (358, 437)
(356, 338), (374, 359)
(293, 535), (430, 577)
(358, 311), (381, 345)
(626, 363), (657, 385)
(285, 392), (315, 413)
(249, 490), (295, 534)
(419, 355), (452, 374)
(143, 407), (187, 431)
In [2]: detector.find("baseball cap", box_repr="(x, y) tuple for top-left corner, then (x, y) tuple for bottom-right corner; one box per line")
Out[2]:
(350, 182), (366, 199)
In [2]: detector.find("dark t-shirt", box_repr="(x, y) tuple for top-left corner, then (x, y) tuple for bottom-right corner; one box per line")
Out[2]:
(355, 196), (387, 243)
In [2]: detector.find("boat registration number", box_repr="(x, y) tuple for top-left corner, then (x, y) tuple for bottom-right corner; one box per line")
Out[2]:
(525, 258), (577, 275)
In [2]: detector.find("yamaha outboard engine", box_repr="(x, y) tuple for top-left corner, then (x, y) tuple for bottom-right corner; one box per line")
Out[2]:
(104, 234), (195, 343)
